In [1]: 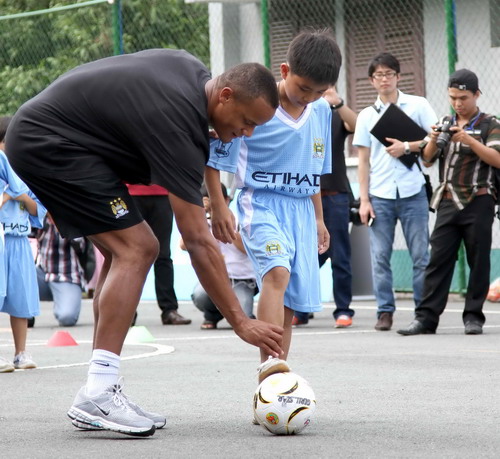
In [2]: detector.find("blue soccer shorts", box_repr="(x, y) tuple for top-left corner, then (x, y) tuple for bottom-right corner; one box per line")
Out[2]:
(237, 188), (322, 313)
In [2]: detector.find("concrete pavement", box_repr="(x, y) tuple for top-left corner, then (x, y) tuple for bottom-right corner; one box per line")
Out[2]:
(1, 297), (499, 458)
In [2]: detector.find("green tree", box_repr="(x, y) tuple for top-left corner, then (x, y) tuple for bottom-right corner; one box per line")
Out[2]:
(0, 0), (209, 115)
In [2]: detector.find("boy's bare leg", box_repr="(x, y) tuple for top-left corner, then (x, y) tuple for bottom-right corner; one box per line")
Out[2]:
(88, 222), (159, 355)
(10, 316), (28, 355)
(257, 266), (291, 362)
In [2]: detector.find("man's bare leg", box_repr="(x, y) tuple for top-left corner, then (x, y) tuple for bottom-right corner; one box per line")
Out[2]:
(67, 222), (160, 436)
(88, 222), (158, 355)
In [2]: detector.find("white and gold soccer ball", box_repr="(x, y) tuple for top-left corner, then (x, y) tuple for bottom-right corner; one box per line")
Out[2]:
(253, 372), (316, 435)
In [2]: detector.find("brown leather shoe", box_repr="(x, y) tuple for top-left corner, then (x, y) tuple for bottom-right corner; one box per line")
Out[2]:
(162, 310), (192, 325)
(375, 312), (393, 331)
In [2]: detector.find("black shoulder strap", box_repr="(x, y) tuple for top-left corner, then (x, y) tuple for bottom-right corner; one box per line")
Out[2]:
(478, 114), (495, 144)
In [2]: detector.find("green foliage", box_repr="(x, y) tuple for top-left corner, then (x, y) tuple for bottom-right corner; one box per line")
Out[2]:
(0, 0), (209, 115)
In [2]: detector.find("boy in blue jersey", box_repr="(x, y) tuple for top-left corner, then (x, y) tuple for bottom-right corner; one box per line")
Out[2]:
(205, 30), (342, 383)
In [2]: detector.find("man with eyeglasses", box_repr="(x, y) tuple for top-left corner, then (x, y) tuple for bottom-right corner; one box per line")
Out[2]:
(353, 52), (437, 331)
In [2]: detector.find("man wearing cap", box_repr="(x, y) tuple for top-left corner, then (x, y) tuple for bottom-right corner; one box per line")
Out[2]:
(398, 68), (500, 336)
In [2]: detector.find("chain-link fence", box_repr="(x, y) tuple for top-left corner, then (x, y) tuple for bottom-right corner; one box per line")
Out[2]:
(1, 0), (500, 297)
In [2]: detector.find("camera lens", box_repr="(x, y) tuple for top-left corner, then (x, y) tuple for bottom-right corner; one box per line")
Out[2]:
(436, 131), (452, 149)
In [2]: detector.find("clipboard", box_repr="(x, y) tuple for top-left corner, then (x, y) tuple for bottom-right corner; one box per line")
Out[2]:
(370, 103), (428, 169)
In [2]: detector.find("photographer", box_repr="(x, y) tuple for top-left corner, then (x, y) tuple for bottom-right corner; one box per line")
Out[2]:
(398, 69), (500, 336)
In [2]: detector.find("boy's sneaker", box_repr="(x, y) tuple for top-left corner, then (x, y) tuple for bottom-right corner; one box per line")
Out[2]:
(0, 356), (15, 373)
(13, 351), (37, 370)
(335, 315), (353, 328)
(67, 383), (156, 437)
(257, 357), (290, 384)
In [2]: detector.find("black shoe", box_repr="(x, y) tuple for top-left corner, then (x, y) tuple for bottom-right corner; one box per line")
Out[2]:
(397, 320), (435, 336)
(464, 321), (483, 335)
(374, 312), (393, 331)
(162, 310), (192, 325)
(27, 317), (35, 328)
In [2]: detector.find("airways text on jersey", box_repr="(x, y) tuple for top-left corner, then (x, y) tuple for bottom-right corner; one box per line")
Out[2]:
(251, 171), (320, 195)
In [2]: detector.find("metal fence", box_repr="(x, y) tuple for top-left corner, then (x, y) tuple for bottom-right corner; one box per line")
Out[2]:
(1, 0), (500, 295)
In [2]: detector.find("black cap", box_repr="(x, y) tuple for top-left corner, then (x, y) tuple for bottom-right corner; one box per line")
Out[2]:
(448, 68), (480, 93)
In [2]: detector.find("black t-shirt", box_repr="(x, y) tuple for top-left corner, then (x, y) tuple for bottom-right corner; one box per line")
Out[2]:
(7, 49), (211, 206)
(320, 110), (351, 193)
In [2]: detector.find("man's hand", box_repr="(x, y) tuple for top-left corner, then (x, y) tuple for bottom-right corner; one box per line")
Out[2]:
(233, 318), (284, 358)
(359, 200), (375, 226)
(385, 137), (405, 158)
(428, 125), (439, 143)
(317, 219), (330, 255)
(450, 126), (474, 146)
(323, 86), (342, 107)
(211, 204), (237, 243)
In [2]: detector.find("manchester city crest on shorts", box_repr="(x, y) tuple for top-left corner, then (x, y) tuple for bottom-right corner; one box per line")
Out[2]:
(214, 140), (233, 157)
(265, 240), (282, 256)
(312, 138), (325, 158)
(110, 198), (129, 219)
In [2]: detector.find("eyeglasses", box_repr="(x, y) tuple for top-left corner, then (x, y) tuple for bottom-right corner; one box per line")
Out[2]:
(372, 71), (398, 80)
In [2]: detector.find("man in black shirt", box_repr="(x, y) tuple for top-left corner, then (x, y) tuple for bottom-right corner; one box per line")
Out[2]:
(6, 49), (281, 437)
(293, 87), (357, 328)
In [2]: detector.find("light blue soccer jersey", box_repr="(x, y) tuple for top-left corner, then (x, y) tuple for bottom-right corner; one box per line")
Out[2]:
(207, 98), (332, 197)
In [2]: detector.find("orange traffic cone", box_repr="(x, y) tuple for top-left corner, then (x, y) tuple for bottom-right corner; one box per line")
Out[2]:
(46, 331), (78, 347)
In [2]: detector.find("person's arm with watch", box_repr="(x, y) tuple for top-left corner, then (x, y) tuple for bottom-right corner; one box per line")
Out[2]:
(384, 137), (423, 158)
(323, 87), (357, 132)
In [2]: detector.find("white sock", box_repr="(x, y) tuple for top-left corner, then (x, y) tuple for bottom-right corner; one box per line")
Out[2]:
(85, 349), (120, 397)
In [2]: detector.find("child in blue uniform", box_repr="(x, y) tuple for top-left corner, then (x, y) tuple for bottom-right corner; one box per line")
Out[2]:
(0, 117), (47, 373)
(205, 30), (342, 383)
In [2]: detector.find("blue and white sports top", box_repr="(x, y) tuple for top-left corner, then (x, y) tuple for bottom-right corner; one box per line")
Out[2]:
(207, 97), (332, 198)
(0, 151), (46, 237)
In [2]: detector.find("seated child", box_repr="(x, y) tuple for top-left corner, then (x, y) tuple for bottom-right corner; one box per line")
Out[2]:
(181, 183), (257, 329)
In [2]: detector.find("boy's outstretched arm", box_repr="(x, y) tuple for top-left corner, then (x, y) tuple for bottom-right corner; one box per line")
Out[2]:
(311, 193), (329, 255)
(169, 192), (284, 357)
(204, 166), (236, 243)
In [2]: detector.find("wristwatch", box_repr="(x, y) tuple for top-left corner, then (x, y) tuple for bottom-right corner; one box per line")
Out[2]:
(403, 141), (411, 155)
(330, 98), (344, 110)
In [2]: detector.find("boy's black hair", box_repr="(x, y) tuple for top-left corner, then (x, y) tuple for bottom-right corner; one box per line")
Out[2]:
(286, 29), (342, 86)
(200, 182), (228, 199)
(368, 53), (400, 77)
(217, 63), (279, 109)
(0, 116), (12, 143)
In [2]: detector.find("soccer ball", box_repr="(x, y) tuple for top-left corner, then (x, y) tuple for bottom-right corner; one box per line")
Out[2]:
(253, 372), (316, 435)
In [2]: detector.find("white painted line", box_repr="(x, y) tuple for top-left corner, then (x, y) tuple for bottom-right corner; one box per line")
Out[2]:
(1, 341), (175, 371)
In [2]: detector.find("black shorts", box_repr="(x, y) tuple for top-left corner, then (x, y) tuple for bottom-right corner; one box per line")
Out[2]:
(14, 168), (144, 239)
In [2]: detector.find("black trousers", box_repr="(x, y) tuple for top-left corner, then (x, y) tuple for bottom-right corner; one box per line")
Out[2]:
(416, 195), (494, 331)
(132, 195), (178, 314)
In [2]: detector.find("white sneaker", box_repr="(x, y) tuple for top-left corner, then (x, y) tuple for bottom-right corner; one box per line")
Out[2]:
(71, 379), (166, 430)
(257, 357), (290, 384)
(13, 351), (36, 370)
(67, 382), (156, 437)
(0, 356), (15, 373)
